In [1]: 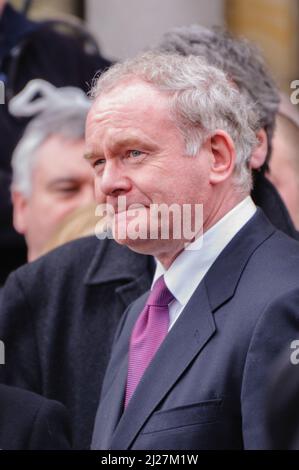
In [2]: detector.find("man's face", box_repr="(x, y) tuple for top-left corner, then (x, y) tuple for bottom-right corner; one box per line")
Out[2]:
(13, 135), (97, 261)
(85, 80), (214, 264)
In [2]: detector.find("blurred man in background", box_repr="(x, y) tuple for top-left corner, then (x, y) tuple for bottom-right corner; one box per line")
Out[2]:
(0, 0), (111, 283)
(10, 79), (97, 261)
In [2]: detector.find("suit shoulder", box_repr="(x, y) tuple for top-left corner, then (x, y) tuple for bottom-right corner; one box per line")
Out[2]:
(0, 384), (64, 427)
(255, 228), (299, 269)
(0, 383), (45, 410)
(10, 236), (101, 282)
(0, 384), (71, 450)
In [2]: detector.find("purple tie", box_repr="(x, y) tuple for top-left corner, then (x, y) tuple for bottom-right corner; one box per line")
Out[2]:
(124, 276), (174, 408)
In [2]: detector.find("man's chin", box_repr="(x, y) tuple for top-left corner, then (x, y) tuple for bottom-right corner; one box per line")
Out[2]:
(111, 212), (149, 244)
(112, 233), (159, 256)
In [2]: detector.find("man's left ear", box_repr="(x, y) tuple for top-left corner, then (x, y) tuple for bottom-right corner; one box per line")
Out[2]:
(208, 130), (236, 185)
(250, 128), (268, 169)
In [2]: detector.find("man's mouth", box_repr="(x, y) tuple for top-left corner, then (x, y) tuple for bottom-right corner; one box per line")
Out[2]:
(114, 204), (148, 214)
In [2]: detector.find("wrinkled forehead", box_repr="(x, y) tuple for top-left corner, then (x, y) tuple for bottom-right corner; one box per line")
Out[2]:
(88, 79), (172, 122)
(85, 80), (175, 146)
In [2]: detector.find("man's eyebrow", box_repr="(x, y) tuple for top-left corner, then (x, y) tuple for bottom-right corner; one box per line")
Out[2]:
(83, 136), (158, 161)
(111, 136), (159, 152)
(46, 178), (80, 190)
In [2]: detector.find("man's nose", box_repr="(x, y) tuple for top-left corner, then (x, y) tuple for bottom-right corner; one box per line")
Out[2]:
(98, 161), (131, 197)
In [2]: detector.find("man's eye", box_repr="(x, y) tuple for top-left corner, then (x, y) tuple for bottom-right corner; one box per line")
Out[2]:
(129, 150), (143, 158)
(93, 159), (106, 168)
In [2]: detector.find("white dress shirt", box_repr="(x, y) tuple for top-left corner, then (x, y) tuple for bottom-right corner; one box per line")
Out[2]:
(152, 196), (257, 331)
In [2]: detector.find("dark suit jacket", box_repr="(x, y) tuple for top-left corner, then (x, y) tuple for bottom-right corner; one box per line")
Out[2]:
(91, 210), (299, 450)
(0, 384), (71, 450)
(0, 236), (154, 449)
(266, 314), (299, 450)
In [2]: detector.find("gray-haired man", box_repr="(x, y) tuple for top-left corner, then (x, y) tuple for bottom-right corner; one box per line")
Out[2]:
(89, 52), (299, 449)
(10, 80), (99, 261)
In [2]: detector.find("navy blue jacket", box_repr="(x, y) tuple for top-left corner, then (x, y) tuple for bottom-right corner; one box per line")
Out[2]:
(91, 210), (299, 450)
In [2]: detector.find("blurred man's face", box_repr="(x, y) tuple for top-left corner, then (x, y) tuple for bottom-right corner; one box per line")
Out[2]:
(267, 115), (299, 229)
(13, 135), (98, 261)
(85, 80), (224, 267)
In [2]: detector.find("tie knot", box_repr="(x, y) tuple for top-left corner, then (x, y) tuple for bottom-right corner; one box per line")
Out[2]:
(147, 276), (174, 307)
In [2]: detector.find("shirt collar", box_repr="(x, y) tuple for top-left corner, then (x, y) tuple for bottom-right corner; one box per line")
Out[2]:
(153, 196), (256, 305)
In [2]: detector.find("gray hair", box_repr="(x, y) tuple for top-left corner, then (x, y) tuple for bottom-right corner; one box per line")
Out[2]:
(156, 25), (280, 167)
(10, 79), (91, 196)
(91, 51), (259, 192)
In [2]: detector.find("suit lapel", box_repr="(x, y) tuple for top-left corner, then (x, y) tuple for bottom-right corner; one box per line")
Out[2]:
(91, 296), (147, 450)
(91, 351), (128, 449)
(84, 237), (155, 307)
(110, 281), (215, 449)
(83, 238), (155, 449)
(204, 209), (274, 311)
